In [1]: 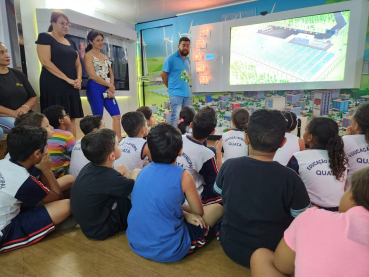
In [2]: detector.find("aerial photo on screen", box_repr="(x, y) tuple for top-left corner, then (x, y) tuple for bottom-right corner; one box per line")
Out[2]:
(230, 11), (350, 85)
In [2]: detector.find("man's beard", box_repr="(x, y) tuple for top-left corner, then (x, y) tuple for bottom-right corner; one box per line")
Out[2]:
(179, 49), (189, 56)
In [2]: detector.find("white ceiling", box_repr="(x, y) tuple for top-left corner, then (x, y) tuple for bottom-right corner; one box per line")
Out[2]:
(95, 0), (258, 23)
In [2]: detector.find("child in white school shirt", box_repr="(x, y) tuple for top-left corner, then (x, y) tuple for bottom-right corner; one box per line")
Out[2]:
(287, 117), (347, 211)
(343, 102), (369, 190)
(114, 111), (151, 172)
(69, 115), (105, 178)
(215, 108), (249, 169)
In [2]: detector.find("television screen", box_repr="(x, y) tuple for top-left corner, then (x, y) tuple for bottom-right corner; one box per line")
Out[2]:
(67, 35), (129, 90)
(229, 11), (350, 85)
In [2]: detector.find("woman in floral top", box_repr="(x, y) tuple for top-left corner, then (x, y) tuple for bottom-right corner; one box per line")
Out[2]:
(84, 31), (121, 140)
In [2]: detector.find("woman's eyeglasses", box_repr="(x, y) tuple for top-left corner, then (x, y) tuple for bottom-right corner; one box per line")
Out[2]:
(58, 22), (72, 28)
(62, 113), (70, 118)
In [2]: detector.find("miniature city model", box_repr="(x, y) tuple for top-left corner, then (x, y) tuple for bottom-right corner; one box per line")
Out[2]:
(153, 89), (362, 137)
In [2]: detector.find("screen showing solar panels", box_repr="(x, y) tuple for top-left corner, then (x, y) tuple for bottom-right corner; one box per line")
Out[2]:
(230, 11), (350, 85)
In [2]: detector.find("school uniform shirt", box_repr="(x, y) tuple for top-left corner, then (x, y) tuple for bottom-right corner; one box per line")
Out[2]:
(284, 206), (369, 277)
(273, 133), (300, 166)
(114, 137), (147, 172)
(176, 135), (218, 200)
(70, 163), (134, 240)
(69, 139), (90, 179)
(3, 153), (43, 180)
(222, 130), (248, 162)
(48, 129), (76, 178)
(127, 162), (189, 262)
(214, 157), (311, 267)
(185, 126), (192, 135)
(287, 149), (347, 208)
(343, 134), (369, 190)
(0, 68), (36, 110)
(0, 159), (49, 232)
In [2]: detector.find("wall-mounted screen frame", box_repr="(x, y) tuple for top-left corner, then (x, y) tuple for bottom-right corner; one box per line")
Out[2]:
(222, 0), (368, 91)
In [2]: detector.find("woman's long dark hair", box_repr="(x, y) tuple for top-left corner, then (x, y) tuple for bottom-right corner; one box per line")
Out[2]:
(307, 117), (347, 180)
(353, 102), (369, 145)
(48, 11), (69, 32)
(178, 106), (195, 134)
(85, 31), (104, 53)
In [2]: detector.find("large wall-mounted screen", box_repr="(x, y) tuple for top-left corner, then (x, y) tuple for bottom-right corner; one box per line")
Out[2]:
(230, 11), (350, 85)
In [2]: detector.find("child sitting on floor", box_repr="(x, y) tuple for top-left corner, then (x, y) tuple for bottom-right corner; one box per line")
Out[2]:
(343, 102), (369, 190)
(114, 111), (151, 172)
(287, 117), (347, 211)
(136, 106), (154, 128)
(273, 111), (305, 166)
(42, 105), (76, 178)
(176, 106), (222, 205)
(0, 126), (71, 253)
(214, 109), (311, 268)
(251, 167), (369, 277)
(69, 115), (105, 178)
(71, 129), (140, 240)
(178, 106), (195, 135)
(7, 112), (75, 192)
(215, 108), (249, 169)
(127, 123), (223, 262)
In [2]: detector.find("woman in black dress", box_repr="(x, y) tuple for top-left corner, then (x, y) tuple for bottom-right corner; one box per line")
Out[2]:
(36, 10), (83, 138)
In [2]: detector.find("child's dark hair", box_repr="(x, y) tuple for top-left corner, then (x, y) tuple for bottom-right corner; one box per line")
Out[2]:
(147, 123), (182, 164)
(85, 30), (104, 53)
(121, 111), (146, 137)
(307, 117), (347, 180)
(80, 115), (103, 135)
(14, 112), (45, 128)
(283, 111), (301, 137)
(7, 126), (47, 162)
(247, 109), (286, 153)
(81, 128), (116, 165)
(231, 108), (249, 131)
(178, 106), (195, 134)
(42, 105), (65, 129)
(353, 102), (369, 145)
(351, 167), (369, 211)
(136, 106), (152, 120)
(192, 106), (217, 140)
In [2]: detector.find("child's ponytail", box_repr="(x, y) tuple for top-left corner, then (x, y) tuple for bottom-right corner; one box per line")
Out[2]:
(326, 132), (347, 181)
(178, 106), (195, 134)
(297, 118), (301, 138)
(353, 102), (369, 145)
(178, 118), (187, 134)
(308, 117), (347, 181)
(282, 111), (298, 132)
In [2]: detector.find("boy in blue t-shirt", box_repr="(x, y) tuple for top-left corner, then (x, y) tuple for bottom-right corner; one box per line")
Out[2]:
(127, 123), (223, 262)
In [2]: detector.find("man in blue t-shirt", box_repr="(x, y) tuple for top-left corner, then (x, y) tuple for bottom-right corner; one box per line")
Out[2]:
(161, 37), (191, 126)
